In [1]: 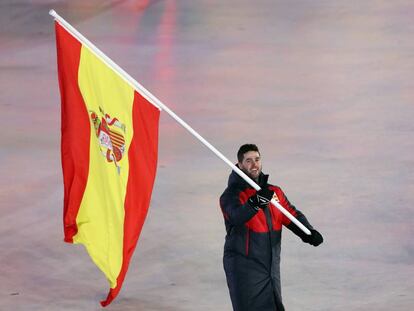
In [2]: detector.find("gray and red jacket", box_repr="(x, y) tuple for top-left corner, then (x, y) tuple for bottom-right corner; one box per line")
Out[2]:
(220, 169), (313, 311)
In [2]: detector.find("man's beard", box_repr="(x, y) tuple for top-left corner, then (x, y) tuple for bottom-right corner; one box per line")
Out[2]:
(243, 168), (261, 183)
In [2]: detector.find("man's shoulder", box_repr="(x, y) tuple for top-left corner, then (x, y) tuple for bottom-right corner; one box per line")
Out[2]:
(220, 184), (244, 200)
(221, 185), (238, 196)
(268, 183), (282, 192)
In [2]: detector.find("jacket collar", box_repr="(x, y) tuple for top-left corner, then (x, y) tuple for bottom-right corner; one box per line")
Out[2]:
(227, 164), (269, 189)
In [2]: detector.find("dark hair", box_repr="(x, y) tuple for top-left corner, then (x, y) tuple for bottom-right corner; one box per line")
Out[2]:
(237, 144), (260, 163)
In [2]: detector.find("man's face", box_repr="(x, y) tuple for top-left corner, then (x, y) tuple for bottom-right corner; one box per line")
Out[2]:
(238, 151), (262, 180)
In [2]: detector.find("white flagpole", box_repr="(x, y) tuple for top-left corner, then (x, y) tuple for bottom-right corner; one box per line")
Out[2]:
(49, 10), (311, 235)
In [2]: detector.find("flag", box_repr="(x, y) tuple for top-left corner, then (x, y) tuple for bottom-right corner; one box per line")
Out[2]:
(54, 21), (160, 306)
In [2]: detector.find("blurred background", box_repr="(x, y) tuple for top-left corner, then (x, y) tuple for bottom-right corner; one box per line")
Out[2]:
(0, 0), (413, 310)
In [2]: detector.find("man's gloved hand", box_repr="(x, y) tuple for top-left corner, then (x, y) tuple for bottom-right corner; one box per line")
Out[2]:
(248, 188), (274, 211)
(302, 229), (324, 247)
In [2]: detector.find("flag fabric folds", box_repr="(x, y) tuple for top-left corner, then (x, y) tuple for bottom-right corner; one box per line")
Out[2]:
(54, 22), (160, 306)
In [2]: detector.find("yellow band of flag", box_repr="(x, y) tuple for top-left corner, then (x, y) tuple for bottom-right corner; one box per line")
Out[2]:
(56, 21), (160, 306)
(75, 46), (135, 288)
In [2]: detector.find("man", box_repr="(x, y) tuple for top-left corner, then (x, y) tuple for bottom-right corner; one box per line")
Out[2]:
(220, 144), (323, 311)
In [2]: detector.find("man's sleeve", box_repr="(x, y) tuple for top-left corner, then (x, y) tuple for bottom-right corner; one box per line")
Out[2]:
(220, 189), (258, 226)
(273, 186), (314, 240)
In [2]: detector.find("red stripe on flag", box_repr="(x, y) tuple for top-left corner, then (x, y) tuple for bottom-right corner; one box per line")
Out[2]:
(109, 130), (124, 140)
(110, 134), (125, 145)
(110, 139), (125, 148)
(111, 137), (125, 145)
(111, 141), (123, 147)
(101, 91), (160, 307)
(55, 22), (91, 243)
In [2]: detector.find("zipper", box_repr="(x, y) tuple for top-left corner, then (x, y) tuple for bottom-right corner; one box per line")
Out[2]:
(245, 229), (250, 256)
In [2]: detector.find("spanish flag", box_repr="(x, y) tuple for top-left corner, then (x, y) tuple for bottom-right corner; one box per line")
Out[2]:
(55, 21), (160, 306)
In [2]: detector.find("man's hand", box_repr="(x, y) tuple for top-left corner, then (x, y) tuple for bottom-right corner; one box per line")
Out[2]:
(302, 229), (324, 247)
(248, 188), (274, 211)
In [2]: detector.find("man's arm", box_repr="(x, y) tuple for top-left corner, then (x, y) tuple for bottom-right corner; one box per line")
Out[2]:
(220, 189), (259, 226)
(274, 187), (323, 247)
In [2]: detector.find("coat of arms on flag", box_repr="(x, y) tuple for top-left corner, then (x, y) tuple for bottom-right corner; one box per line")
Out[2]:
(90, 107), (126, 174)
(54, 17), (160, 306)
